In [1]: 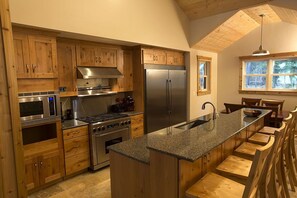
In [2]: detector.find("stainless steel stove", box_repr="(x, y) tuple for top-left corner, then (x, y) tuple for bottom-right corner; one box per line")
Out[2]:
(77, 113), (131, 170)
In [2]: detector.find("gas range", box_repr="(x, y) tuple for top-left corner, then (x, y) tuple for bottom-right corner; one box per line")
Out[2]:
(77, 113), (131, 170)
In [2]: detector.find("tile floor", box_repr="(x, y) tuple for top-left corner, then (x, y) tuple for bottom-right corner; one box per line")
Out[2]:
(29, 167), (111, 198)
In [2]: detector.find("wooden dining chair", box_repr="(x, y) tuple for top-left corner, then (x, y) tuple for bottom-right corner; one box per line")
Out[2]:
(186, 137), (275, 198)
(224, 103), (246, 114)
(250, 105), (279, 128)
(241, 97), (261, 106)
(261, 99), (285, 112)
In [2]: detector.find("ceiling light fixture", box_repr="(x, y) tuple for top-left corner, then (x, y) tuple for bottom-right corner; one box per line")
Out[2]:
(252, 14), (269, 56)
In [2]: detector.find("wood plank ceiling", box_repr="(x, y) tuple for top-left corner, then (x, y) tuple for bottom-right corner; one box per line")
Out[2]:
(175, 0), (297, 52)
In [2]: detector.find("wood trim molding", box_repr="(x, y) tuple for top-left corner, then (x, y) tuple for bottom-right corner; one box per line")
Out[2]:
(197, 56), (212, 96)
(0, 0), (27, 197)
(239, 90), (297, 96)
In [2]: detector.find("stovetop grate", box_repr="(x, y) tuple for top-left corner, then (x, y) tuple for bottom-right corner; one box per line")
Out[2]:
(76, 113), (128, 123)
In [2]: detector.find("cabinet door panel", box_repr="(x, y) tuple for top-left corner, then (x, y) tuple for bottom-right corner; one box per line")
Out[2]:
(39, 150), (62, 185)
(63, 126), (88, 140)
(65, 152), (90, 176)
(142, 49), (155, 64)
(24, 157), (39, 190)
(154, 50), (166, 65)
(99, 48), (117, 67)
(28, 35), (57, 78)
(64, 135), (89, 158)
(13, 32), (31, 78)
(131, 114), (144, 138)
(116, 50), (133, 92)
(202, 145), (222, 175)
(76, 44), (97, 66)
(57, 41), (77, 96)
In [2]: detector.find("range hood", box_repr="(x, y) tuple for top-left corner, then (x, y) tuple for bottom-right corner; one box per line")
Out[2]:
(77, 67), (123, 79)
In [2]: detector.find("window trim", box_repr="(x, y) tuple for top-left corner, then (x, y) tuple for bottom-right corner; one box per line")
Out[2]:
(239, 51), (297, 96)
(197, 55), (211, 95)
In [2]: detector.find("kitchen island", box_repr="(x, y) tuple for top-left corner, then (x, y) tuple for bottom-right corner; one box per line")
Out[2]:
(109, 109), (270, 198)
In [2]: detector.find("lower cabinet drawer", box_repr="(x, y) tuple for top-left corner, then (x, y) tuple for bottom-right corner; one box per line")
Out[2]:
(64, 135), (89, 158)
(65, 152), (90, 176)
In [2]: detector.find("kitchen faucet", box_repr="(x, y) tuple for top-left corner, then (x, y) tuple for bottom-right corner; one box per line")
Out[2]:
(202, 102), (217, 120)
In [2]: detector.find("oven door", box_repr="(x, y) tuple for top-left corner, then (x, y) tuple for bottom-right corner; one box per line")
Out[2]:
(19, 96), (49, 122)
(94, 127), (130, 167)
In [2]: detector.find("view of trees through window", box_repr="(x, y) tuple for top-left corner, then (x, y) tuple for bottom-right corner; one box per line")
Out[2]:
(243, 57), (297, 91)
(272, 60), (297, 89)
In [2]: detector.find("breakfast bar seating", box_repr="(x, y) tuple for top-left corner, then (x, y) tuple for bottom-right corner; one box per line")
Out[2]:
(186, 137), (275, 198)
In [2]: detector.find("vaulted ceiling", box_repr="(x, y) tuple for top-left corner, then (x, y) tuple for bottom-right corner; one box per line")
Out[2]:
(174, 0), (297, 52)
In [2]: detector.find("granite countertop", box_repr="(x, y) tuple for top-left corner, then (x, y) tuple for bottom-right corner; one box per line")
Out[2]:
(109, 108), (270, 163)
(122, 111), (143, 116)
(62, 119), (88, 130)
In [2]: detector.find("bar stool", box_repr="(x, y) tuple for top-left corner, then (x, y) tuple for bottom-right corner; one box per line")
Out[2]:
(216, 125), (285, 197)
(235, 115), (292, 198)
(185, 137), (275, 198)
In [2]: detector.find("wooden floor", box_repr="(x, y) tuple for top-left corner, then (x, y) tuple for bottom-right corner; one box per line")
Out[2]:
(29, 140), (297, 198)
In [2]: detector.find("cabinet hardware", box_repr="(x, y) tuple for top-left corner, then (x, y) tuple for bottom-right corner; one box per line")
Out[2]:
(26, 64), (29, 73)
(40, 161), (43, 166)
(32, 64), (37, 73)
(34, 163), (38, 167)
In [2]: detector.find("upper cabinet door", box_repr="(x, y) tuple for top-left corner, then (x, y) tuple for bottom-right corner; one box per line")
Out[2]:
(13, 32), (31, 78)
(76, 44), (97, 66)
(166, 51), (184, 66)
(57, 41), (77, 97)
(142, 49), (166, 65)
(76, 43), (118, 67)
(28, 35), (58, 78)
(99, 48), (117, 67)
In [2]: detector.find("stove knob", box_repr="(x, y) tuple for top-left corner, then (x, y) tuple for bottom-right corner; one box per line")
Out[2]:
(124, 121), (128, 125)
(97, 127), (101, 131)
(93, 128), (97, 132)
(102, 126), (106, 130)
(121, 122), (124, 126)
(128, 120), (131, 124)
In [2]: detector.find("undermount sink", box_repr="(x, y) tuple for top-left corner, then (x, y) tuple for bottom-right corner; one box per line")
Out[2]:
(175, 119), (210, 130)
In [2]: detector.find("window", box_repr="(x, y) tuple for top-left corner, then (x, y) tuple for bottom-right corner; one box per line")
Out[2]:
(197, 56), (211, 95)
(240, 52), (297, 95)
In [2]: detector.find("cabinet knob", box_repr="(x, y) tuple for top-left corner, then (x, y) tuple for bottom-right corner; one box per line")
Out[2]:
(32, 64), (37, 73)
(40, 161), (43, 166)
(34, 163), (38, 167)
(26, 64), (29, 73)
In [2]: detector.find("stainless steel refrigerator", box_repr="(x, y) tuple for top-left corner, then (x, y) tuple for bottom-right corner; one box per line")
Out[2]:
(145, 65), (187, 133)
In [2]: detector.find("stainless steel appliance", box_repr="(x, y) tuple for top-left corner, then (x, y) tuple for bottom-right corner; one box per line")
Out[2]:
(77, 86), (117, 97)
(145, 65), (187, 133)
(77, 113), (130, 170)
(18, 91), (61, 126)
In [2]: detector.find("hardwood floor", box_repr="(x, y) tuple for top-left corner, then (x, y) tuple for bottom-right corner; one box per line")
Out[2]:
(29, 139), (297, 198)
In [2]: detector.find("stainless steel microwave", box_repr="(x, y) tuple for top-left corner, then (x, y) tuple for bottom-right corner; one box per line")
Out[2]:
(18, 92), (61, 126)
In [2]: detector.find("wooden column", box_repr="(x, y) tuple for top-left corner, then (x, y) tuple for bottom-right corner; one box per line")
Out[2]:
(0, 0), (27, 197)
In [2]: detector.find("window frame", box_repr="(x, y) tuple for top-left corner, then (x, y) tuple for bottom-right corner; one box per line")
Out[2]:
(239, 52), (297, 96)
(197, 55), (211, 95)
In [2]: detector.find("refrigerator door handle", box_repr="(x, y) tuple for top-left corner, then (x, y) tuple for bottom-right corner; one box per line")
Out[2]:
(169, 79), (172, 114)
(166, 79), (170, 114)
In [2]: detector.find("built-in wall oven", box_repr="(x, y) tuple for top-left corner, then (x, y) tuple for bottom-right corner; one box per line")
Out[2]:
(18, 91), (60, 126)
(77, 113), (130, 170)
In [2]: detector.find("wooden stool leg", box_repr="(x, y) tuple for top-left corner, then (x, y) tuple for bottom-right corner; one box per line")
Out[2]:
(288, 141), (297, 186)
(285, 151), (296, 191)
(279, 154), (290, 197)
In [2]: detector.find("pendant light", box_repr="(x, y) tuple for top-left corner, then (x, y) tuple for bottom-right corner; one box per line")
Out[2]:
(252, 14), (270, 56)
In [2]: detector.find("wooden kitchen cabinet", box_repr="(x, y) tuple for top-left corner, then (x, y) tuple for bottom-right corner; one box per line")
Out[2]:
(76, 42), (118, 67)
(112, 49), (133, 92)
(63, 125), (90, 176)
(24, 147), (63, 191)
(142, 48), (167, 65)
(57, 40), (78, 97)
(13, 31), (58, 78)
(166, 51), (184, 66)
(202, 145), (222, 175)
(130, 114), (144, 138)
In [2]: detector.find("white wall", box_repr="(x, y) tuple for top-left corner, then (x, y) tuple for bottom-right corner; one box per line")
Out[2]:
(9, 0), (190, 51)
(217, 22), (297, 111)
(188, 50), (218, 119)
